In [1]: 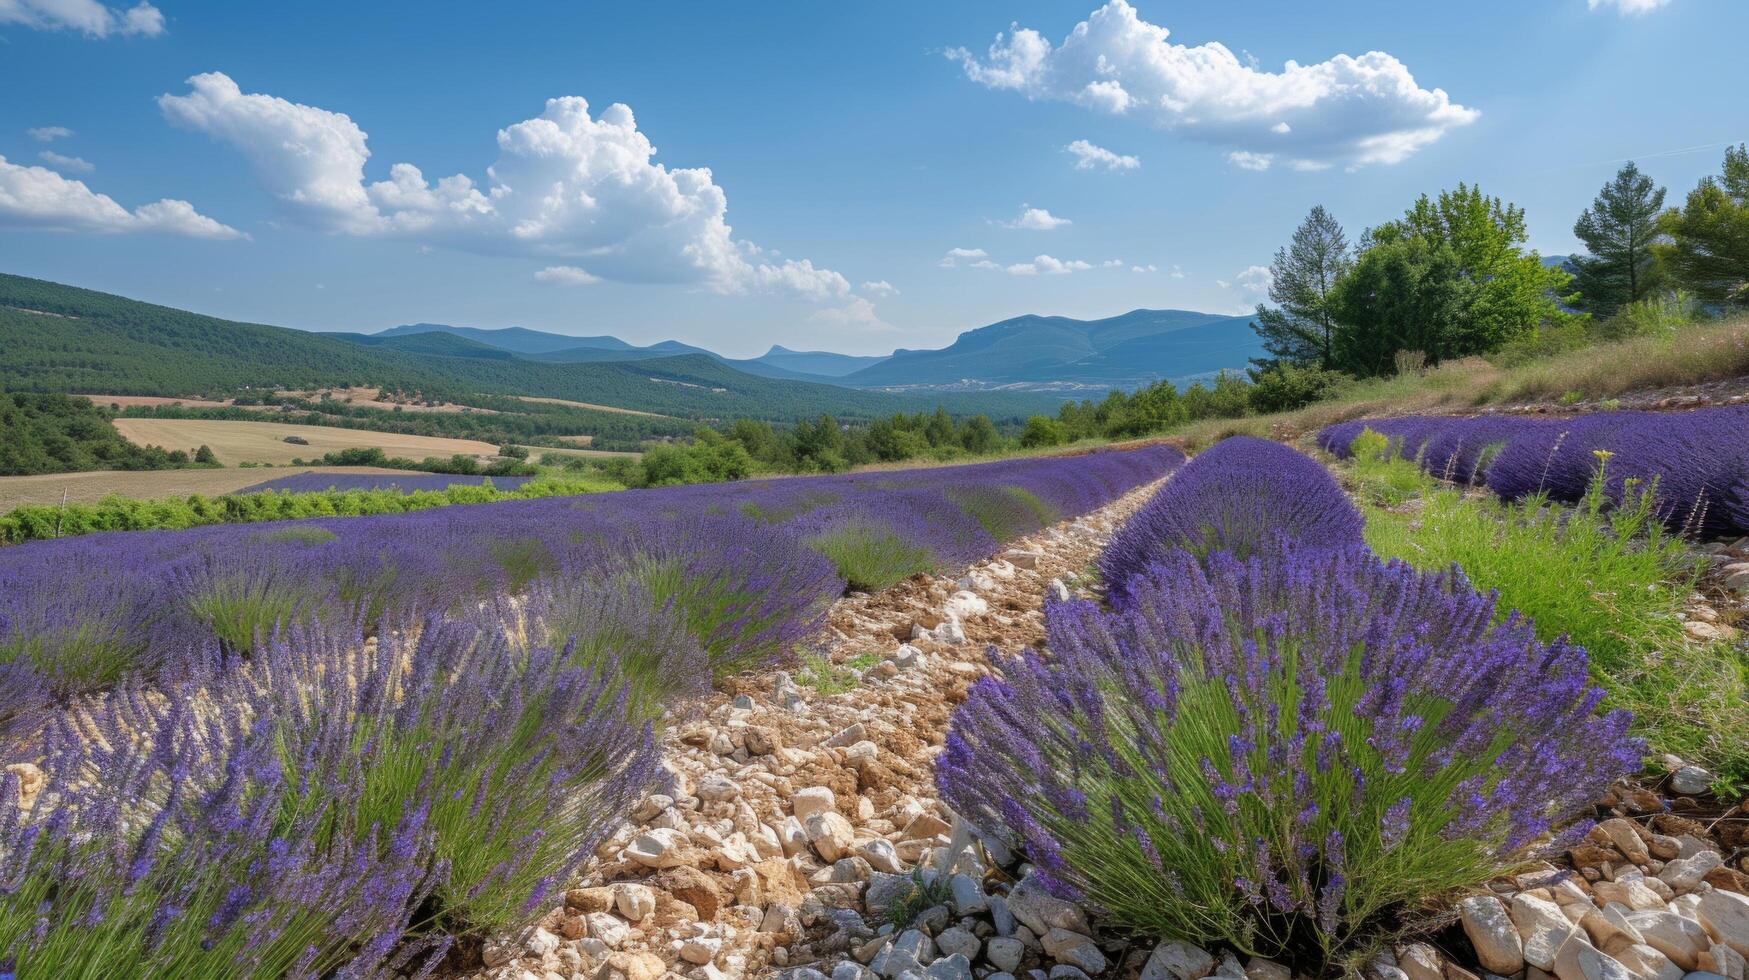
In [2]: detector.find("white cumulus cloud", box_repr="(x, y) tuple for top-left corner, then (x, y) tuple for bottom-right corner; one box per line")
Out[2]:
(27, 126), (74, 142)
(938, 246), (989, 268)
(0, 154), (241, 239)
(534, 265), (598, 286)
(859, 279), (899, 297)
(1065, 139), (1140, 171)
(1006, 254), (1091, 276)
(38, 151), (93, 173)
(1227, 264), (1274, 299)
(158, 72), (849, 299)
(1000, 205), (1071, 230)
(1588, 0), (1672, 12)
(948, 0), (1477, 171)
(0, 0), (163, 36)
(809, 297), (892, 332)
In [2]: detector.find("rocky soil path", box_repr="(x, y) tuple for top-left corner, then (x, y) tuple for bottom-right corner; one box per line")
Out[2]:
(463, 479), (1164, 980)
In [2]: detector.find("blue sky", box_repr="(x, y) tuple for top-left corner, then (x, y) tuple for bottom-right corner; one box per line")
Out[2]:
(1, 0), (1743, 357)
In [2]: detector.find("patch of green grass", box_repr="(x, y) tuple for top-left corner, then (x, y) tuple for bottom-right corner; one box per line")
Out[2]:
(1360, 469), (1749, 785)
(884, 869), (953, 929)
(950, 485), (1058, 542)
(807, 522), (937, 592)
(1342, 429), (1438, 507)
(844, 651), (883, 671)
(796, 652), (860, 696)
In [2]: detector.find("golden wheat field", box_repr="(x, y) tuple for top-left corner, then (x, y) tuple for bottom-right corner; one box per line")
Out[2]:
(109, 418), (501, 466)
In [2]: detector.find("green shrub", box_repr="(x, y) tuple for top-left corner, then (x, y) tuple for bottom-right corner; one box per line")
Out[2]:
(1363, 473), (1749, 784)
(807, 522), (936, 592)
(795, 651), (860, 695)
(950, 485), (1057, 542)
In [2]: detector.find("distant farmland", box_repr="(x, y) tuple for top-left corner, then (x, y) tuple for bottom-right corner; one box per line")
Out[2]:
(0, 466), (421, 508)
(110, 418), (501, 465)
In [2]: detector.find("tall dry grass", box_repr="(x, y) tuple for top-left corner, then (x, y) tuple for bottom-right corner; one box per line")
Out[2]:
(1173, 316), (1749, 450)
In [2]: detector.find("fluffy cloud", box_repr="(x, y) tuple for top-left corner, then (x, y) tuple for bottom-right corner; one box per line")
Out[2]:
(534, 265), (598, 286)
(1065, 139), (1140, 171)
(860, 279), (899, 297)
(0, 0), (163, 36)
(1005, 254), (1091, 276)
(949, 0), (1477, 171)
(27, 126), (73, 142)
(0, 154), (241, 238)
(809, 297), (892, 332)
(1168, 264), (1185, 278)
(938, 246), (988, 268)
(1131, 263), (1158, 273)
(1000, 205), (1071, 230)
(38, 151), (93, 173)
(158, 73), (848, 299)
(1588, 0), (1672, 12)
(1221, 264), (1274, 299)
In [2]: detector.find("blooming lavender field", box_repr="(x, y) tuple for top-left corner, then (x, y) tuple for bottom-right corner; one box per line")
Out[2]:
(0, 445), (1178, 975)
(1318, 406), (1749, 537)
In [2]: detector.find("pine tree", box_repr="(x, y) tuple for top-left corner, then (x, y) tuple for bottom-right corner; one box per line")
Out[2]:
(1249, 206), (1352, 370)
(1571, 162), (1666, 316)
(1661, 144), (1749, 307)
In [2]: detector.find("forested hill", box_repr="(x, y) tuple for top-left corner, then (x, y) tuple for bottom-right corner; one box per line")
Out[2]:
(0, 274), (1061, 422)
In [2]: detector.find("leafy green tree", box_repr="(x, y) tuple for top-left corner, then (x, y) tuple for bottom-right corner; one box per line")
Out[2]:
(1331, 184), (1574, 375)
(193, 444), (218, 465)
(1660, 144), (1749, 306)
(1019, 416), (1067, 448)
(923, 407), (956, 447)
(1250, 205), (1352, 369)
(1571, 162), (1666, 316)
(1330, 236), (1468, 377)
(958, 415), (1000, 454)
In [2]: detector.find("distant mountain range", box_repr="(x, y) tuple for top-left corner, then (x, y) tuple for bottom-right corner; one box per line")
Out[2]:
(375, 306), (1265, 394)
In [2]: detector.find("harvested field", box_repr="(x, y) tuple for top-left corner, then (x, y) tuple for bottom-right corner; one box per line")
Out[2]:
(79, 394), (236, 409)
(513, 394), (677, 418)
(109, 418), (501, 465)
(0, 466), (420, 508)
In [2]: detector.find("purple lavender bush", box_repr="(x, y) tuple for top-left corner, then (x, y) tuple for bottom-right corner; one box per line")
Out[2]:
(1483, 411), (1651, 504)
(231, 618), (662, 932)
(1, 680), (449, 978)
(1099, 437), (1363, 601)
(938, 546), (1639, 965)
(518, 577), (712, 717)
(1585, 405), (1749, 537)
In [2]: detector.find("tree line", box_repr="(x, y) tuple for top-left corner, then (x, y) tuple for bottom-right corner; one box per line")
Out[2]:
(1251, 145), (1748, 379)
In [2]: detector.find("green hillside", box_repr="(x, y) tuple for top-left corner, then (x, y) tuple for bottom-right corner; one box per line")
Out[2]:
(0, 274), (1060, 423)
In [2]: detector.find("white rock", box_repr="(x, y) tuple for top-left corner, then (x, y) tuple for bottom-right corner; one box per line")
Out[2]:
(933, 618), (967, 645)
(925, 954), (974, 980)
(805, 810), (857, 862)
(935, 926), (980, 961)
(1142, 941), (1215, 980)
(793, 786), (837, 820)
(945, 591), (989, 620)
(1550, 936), (1632, 980)
(778, 815), (809, 857)
(860, 838), (906, 874)
(1700, 942), (1748, 979)
(1697, 889), (1749, 957)
(1462, 895), (1526, 975)
(613, 883), (655, 921)
(1670, 765), (1714, 795)
(1005, 549), (1042, 570)
(985, 936), (1024, 972)
(624, 828), (690, 869)
(1659, 850), (1724, 892)
(1623, 909), (1710, 970)
(948, 873), (987, 915)
(585, 912), (630, 947)
(1243, 958), (1291, 980)
(1610, 943), (1683, 980)
(1005, 872), (1090, 938)
(1046, 578), (1071, 603)
(1581, 903), (1645, 950)
(1397, 942), (1444, 980)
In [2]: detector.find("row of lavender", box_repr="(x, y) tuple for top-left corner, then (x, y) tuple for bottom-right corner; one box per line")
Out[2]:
(1317, 405), (1749, 538)
(938, 438), (1639, 968)
(0, 445), (1178, 976)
